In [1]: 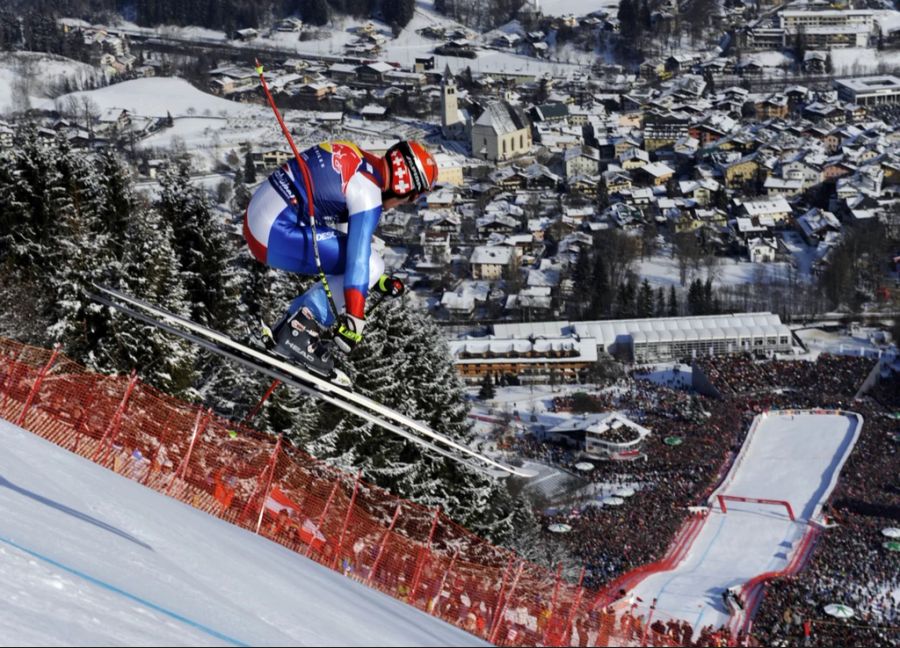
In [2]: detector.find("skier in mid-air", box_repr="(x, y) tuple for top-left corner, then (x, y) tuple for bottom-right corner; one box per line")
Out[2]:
(243, 139), (438, 379)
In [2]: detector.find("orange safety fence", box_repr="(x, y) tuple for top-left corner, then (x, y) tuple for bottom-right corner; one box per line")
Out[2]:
(0, 338), (692, 647)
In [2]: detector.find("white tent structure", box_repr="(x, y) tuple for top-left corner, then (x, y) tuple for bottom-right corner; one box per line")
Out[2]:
(493, 312), (793, 363)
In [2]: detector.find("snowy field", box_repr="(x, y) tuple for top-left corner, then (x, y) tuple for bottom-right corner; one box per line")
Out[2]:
(630, 411), (861, 634)
(637, 254), (798, 289)
(56, 77), (264, 119)
(106, 1), (590, 77)
(53, 77), (323, 173)
(0, 419), (484, 647)
(794, 326), (888, 359)
(0, 52), (101, 116)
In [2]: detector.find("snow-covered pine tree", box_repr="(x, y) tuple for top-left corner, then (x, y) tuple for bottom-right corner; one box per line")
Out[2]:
(41, 135), (113, 356)
(0, 141), (48, 341)
(97, 193), (200, 396)
(152, 159), (266, 408)
(303, 296), (535, 544)
(95, 149), (135, 259)
(155, 161), (238, 328)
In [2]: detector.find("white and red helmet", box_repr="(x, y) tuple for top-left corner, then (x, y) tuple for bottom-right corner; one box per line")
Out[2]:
(386, 140), (438, 199)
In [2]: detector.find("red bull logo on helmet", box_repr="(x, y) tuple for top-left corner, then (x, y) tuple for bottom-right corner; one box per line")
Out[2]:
(330, 142), (361, 192)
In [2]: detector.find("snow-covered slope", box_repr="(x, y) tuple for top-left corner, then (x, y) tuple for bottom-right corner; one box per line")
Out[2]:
(629, 411), (860, 633)
(0, 419), (485, 646)
(55, 77), (264, 119)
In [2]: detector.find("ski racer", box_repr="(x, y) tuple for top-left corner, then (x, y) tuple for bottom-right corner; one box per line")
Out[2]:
(243, 139), (438, 378)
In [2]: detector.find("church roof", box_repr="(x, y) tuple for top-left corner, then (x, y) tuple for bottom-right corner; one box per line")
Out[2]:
(474, 101), (529, 135)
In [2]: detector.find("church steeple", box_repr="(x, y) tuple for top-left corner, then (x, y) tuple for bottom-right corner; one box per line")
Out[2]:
(441, 64), (461, 137)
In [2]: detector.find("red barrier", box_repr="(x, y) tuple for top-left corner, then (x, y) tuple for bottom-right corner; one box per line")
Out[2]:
(0, 338), (720, 647)
(717, 495), (796, 522)
(729, 525), (821, 639)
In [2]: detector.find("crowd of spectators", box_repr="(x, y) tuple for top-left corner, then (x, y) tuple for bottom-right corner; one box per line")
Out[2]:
(693, 353), (877, 399)
(751, 396), (900, 648)
(523, 379), (744, 590)
(511, 353), (894, 646)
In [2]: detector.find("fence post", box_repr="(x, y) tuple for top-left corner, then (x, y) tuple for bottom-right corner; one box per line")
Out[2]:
(431, 549), (460, 616)
(561, 567), (587, 646)
(167, 408), (208, 495)
(332, 470), (362, 571)
(92, 370), (139, 463)
(0, 346), (24, 413)
(488, 560), (525, 645)
(254, 435), (283, 534)
(242, 378), (281, 425)
(640, 597), (658, 646)
(541, 563), (564, 645)
(367, 503), (402, 586)
(16, 345), (60, 427)
(490, 556), (515, 635)
(305, 477), (340, 558)
(409, 507), (441, 605)
(71, 374), (103, 451)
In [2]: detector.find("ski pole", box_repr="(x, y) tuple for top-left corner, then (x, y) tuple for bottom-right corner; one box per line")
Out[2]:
(254, 59), (340, 322)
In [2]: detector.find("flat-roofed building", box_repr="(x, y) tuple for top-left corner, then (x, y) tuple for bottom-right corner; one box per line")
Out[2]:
(835, 76), (900, 106)
(492, 312), (793, 364)
(779, 9), (874, 31)
(447, 334), (598, 384)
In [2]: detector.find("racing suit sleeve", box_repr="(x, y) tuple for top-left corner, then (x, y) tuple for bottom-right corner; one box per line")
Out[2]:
(342, 172), (383, 321)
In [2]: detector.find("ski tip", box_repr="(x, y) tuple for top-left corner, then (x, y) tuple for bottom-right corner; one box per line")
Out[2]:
(331, 369), (353, 390)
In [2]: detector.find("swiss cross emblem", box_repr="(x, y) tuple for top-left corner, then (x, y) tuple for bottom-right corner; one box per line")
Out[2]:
(391, 150), (411, 193)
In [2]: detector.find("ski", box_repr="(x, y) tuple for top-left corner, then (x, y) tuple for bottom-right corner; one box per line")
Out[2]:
(88, 285), (535, 478)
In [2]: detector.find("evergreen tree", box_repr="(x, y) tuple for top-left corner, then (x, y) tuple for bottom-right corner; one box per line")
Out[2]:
(655, 286), (666, 317)
(589, 257), (611, 318)
(99, 200), (199, 395)
(155, 161), (239, 328)
(618, 0), (640, 41)
(478, 372), (496, 400)
(687, 278), (702, 315)
(302, 0), (330, 25)
(41, 135), (110, 356)
(243, 149), (256, 184)
(668, 285), (679, 316)
(304, 298), (530, 542)
(96, 150), (135, 258)
(383, 0), (415, 28)
(615, 277), (637, 319)
(637, 278), (653, 318)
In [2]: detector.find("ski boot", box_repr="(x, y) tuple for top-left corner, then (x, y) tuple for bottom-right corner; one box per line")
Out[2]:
(267, 307), (345, 384)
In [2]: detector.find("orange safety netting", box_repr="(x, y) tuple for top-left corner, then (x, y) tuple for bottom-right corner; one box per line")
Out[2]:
(0, 337), (692, 647)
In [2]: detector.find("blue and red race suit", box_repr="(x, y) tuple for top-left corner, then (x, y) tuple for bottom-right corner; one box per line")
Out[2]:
(244, 141), (386, 328)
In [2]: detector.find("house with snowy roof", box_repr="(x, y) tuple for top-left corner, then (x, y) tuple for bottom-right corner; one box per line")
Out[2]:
(470, 245), (514, 280)
(738, 196), (793, 224)
(796, 208), (842, 245)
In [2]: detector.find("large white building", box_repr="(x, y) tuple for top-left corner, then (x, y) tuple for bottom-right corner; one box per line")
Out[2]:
(492, 312), (794, 364)
(835, 76), (900, 106)
(749, 7), (876, 49)
(779, 9), (874, 31)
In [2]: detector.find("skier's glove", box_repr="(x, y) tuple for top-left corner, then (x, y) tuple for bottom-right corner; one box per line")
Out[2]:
(376, 274), (405, 298)
(335, 314), (364, 355)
